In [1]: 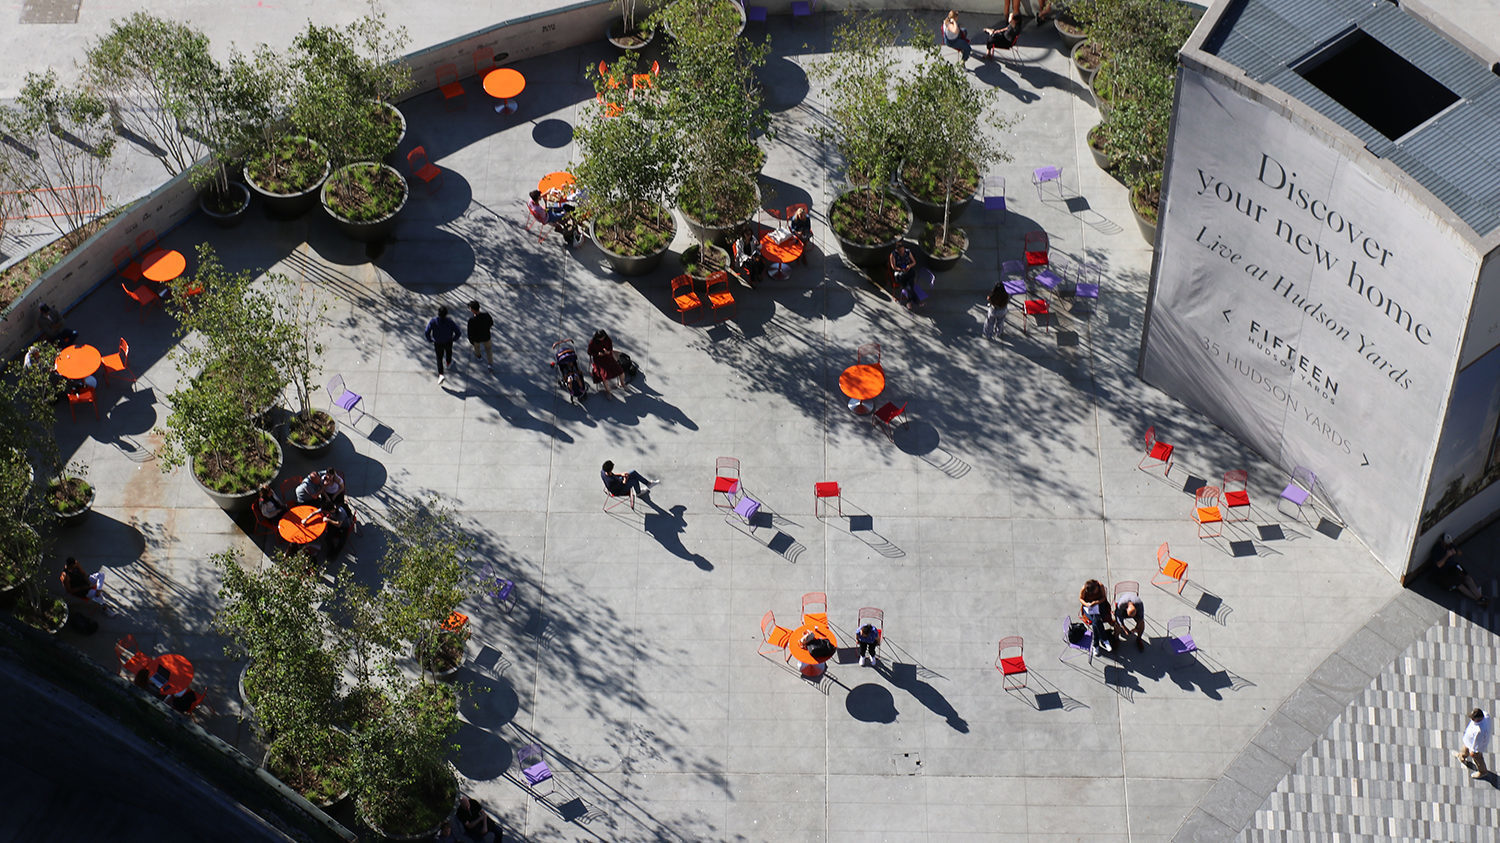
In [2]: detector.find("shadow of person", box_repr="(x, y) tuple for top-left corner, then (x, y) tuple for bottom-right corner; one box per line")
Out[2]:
(642, 502), (713, 570)
(884, 662), (969, 732)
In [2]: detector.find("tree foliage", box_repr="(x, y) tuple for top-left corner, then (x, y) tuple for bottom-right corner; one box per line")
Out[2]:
(288, 13), (413, 167)
(0, 71), (116, 242)
(807, 14), (906, 192)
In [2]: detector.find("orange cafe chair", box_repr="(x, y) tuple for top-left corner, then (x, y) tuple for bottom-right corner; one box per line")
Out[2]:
(407, 146), (443, 194)
(996, 636), (1028, 690)
(801, 592), (828, 626)
(1194, 486), (1224, 539)
(1153, 542), (1189, 595)
(1138, 425), (1174, 476)
(671, 274), (704, 324)
(705, 271), (736, 320)
(713, 457), (741, 509)
(100, 338), (137, 386)
(113, 246), (143, 283)
(68, 387), (98, 421)
(436, 63), (464, 110)
(116, 634), (151, 675)
(857, 607), (884, 642)
(122, 283), (161, 321)
(856, 342), (882, 368)
(758, 610), (794, 659)
(473, 45), (496, 77)
(1222, 469), (1251, 522)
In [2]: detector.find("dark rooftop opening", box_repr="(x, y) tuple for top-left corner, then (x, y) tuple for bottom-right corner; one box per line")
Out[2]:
(1293, 28), (1458, 140)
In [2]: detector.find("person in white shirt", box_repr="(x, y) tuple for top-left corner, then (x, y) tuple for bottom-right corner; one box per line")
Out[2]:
(1458, 707), (1493, 780)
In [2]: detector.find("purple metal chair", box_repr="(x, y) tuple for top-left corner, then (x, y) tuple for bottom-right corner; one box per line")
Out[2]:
(983, 175), (1007, 219)
(1001, 260), (1027, 296)
(1165, 616), (1197, 656)
(745, 4), (768, 22)
(326, 375), (365, 426)
(911, 268), (935, 307)
(1278, 466), (1316, 520)
(1032, 165), (1063, 200)
(732, 492), (763, 532)
(791, 0), (814, 18)
(1074, 263), (1101, 313)
(481, 564), (517, 614)
(1034, 266), (1063, 299)
(1060, 615), (1094, 665)
(517, 743), (556, 796)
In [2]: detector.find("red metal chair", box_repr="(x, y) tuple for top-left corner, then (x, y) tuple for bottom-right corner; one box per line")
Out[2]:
(713, 457), (741, 509)
(1023, 297), (1050, 333)
(996, 636), (1028, 690)
(68, 387), (98, 421)
(814, 481), (841, 518)
(521, 201), (551, 243)
(1194, 486), (1223, 539)
(473, 45), (496, 77)
(604, 486), (634, 512)
(1138, 425), (1174, 476)
(801, 592), (828, 625)
(671, 274), (704, 324)
(758, 610), (793, 658)
(872, 401), (908, 438)
(406, 146), (443, 194)
(1154, 542), (1189, 594)
(113, 246), (142, 283)
(857, 607), (884, 642)
(122, 283), (160, 321)
(436, 63), (465, 110)
(1023, 230), (1049, 268)
(99, 338), (136, 386)
(116, 634), (151, 675)
(1223, 470), (1251, 522)
(705, 271), (736, 320)
(134, 229), (157, 254)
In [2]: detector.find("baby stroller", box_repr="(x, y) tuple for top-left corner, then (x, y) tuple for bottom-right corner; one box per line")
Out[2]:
(550, 339), (589, 405)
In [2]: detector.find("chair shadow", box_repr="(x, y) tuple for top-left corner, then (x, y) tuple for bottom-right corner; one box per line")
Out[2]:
(1058, 645), (1139, 702)
(723, 499), (807, 564)
(822, 498), (906, 559)
(1003, 670), (1089, 711)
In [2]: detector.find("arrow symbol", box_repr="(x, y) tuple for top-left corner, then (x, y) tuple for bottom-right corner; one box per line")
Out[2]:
(1361, 453), (1369, 467)
(1222, 309), (1232, 323)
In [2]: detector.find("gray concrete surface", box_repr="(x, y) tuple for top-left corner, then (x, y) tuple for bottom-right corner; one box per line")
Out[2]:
(5, 2), (1498, 841)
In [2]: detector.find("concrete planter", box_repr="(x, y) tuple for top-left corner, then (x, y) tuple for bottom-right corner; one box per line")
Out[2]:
(897, 162), (977, 224)
(189, 435), (284, 515)
(198, 182), (252, 228)
(590, 210), (676, 276)
(244, 137), (330, 220)
(321, 163), (408, 243)
(829, 189), (913, 268)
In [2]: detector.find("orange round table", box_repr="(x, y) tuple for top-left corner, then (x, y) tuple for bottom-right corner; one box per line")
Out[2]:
(54, 344), (101, 380)
(788, 620), (838, 678)
(278, 505), (327, 545)
(148, 654), (194, 696)
(760, 233), (804, 280)
(141, 249), (186, 283)
(538, 171), (575, 194)
(483, 67), (526, 114)
(839, 363), (885, 414)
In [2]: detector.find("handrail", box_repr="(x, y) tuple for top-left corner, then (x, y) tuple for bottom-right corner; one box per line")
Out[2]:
(0, 185), (105, 220)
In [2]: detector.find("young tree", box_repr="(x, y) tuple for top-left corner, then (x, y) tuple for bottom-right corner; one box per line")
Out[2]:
(0, 362), (59, 599)
(0, 71), (116, 243)
(574, 54), (678, 253)
(288, 13), (413, 166)
(807, 14), (905, 197)
(379, 498), (475, 674)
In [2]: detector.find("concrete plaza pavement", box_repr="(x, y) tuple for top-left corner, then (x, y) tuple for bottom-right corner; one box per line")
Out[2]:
(9, 3), (1500, 841)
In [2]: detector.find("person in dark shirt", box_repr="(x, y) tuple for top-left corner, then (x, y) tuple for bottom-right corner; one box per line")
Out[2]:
(456, 795), (499, 841)
(467, 301), (494, 371)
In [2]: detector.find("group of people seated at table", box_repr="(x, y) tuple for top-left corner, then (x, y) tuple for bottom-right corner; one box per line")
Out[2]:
(1078, 578), (1145, 656)
(942, 4), (1028, 63)
(527, 186), (584, 245)
(131, 663), (205, 714)
(24, 302), (93, 403)
(256, 468), (357, 559)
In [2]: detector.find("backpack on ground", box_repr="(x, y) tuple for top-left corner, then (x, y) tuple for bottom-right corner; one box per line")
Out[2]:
(618, 352), (640, 380)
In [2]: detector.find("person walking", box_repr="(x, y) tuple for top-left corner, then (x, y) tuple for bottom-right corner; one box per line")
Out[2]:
(856, 623), (881, 667)
(601, 460), (656, 499)
(1458, 708), (1493, 779)
(424, 305), (462, 383)
(983, 281), (1011, 340)
(467, 301), (494, 371)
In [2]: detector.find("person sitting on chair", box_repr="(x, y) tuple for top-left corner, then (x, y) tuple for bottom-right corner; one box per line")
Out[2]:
(1432, 533), (1489, 607)
(942, 10), (972, 62)
(320, 502), (356, 559)
(732, 230), (766, 286)
(602, 460), (655, 499)
(457, 795), (499, 842)
(318, 468), (346, 507)
(788, 206), (812, 263)
(856, 624), (881, 667)
(295, 471), (327, 506)
(889, 243), (919, 309)
(1114, 589), (1146, 651)
(62, 557), (114, 615)
(588, 329), (627, 395)
(983, 13), (1022, 55)
(256, 484), (288, 522)
(36, 303), (79, 347)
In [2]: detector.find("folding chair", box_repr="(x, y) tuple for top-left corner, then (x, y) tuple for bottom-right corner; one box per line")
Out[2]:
(801, 592), (828, 625)
(856, 607), (884, 642)
(68, 388), (98, 421)
(99, 338), (137, 386)
(713, 457), (741, 509)
(872, 400), (908, 439)
(1032, 166), (1063, 201)
(910, 268), (935, 308)
(705, 271), (736, 320)
(1060, 615), (1093, 664)
(406, 146), (443, 194)
(1023, 230), (1050, 269)
(1165, 616), (1197, 656)
(1138, 425), (1174, 476)
(122, 283), (161, 321)
(1002, 260), (1028, 331)
(672, 274), (704, 324)
(814, 481), (841, 519)
(1278, 466), (1316, 520)
(1023, 298), (1051, 334)
(758, 610), (794, 658)
(604, 487), (634, 512)
(481, 563), (519, 614)
(116, 634), (151, 675)
(114, 246), (143, 283)
(1193, 486), (1223, 539)
(325, 375), (365, 426)
(997, 636), (1028, 690)
(522, 201), (553, 242)
(1072, 263), (1101, 314)
(732, 492), (763, 532)
(436, 64), (465, 110)
(516, 744), (556, 796)
(982, 175), (1007, 220)
(1153, 542), (1189, 594)
(1222, 470), (1251, 522)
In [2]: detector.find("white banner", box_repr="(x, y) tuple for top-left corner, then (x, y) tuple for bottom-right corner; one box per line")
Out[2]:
(1142, 68), (1478, 576)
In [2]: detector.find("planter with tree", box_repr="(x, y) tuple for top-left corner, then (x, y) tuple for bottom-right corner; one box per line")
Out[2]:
(657, 0), (747, 43)
(809, 15), (914, 270)
(0, 362), (63, 627)
(380, 499), (475, 678)
(607, 0), (655, 50)
(244, 133), (331, 220)
(578, 54), (679, 276)
(1072, 39), (1103, 85)
(47, 464), (94, 528)
(275, 284), (336, 459)
(287, 14), (414, 168)
(352, 682), (459, 840)
(320, 162), (409, 242)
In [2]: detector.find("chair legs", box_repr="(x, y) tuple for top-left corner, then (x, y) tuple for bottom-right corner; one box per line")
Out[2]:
(604, 489), (635, 512)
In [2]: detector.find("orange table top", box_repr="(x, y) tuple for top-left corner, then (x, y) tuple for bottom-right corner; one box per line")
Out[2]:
(839, 363), (885, 401)
(54, 344), (101, 380)
(538, 171), (575, 194)
(483, 67), (526, 100)
(278, 505), (327, 544)
(788, 621), (838, 665)
(149, 653), (194, 696)
(141, 249), (186, 283)
(760, 233), (804, 264)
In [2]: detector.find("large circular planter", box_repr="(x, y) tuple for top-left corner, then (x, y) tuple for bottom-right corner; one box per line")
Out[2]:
(199, 182), (252, 228)
(1131, 195), (1158, 245)
(606, 20), (656, 50)
(829, 190), (913, 268)
(663, 0), (746, 40)
(897, 162), (977, 224)
(284, 411), (338, 461)
(356, 765), (459, 843)
(377, 101), (408, 166)
(244, 138), (330, 220)
(1072, 40), (1102, 86)
(189, 435), (284, 515)
(1055, 19), (1088, 49)
(1087, 125), (1114, 172)
(36, 600), (68, 635)
(417, 633), (469, 681)
(590, 211), (677, 276)
(321, 163), (409, 243)
(919, 228), (968, 272)
(51, 481), (95, 528)
(678, 178), (759, 247)
(264, 731), (352, 810)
